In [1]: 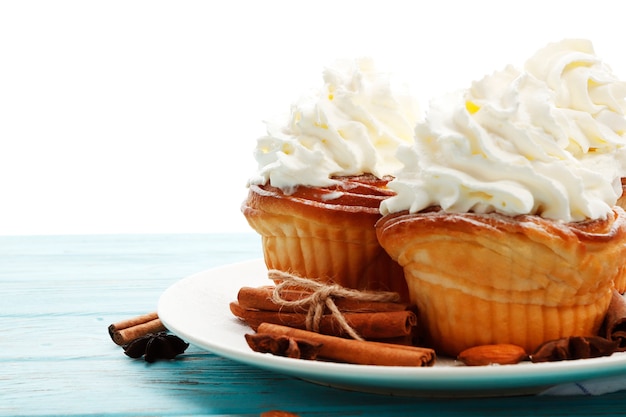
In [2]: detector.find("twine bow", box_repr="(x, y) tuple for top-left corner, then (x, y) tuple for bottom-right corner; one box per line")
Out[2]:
(268, 269), (400, 341)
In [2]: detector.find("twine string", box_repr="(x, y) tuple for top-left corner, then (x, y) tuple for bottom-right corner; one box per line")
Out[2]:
(268, 269), (400, 341)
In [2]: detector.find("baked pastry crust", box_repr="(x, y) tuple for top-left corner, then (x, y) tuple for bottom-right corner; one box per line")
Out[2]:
(376, 207), (626, 356)
(243, 176), (407, 300)
(613, 178), (626, 293)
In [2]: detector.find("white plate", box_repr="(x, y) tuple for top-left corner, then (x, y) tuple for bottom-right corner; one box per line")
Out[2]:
(158, 259), (626, 397)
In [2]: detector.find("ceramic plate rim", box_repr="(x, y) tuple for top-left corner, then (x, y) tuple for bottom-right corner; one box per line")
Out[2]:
(158, 259), (626, 397)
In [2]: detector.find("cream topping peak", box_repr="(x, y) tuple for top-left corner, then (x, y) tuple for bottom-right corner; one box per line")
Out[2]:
(248, 58), (422, 193)
(381, 39), (626, 222)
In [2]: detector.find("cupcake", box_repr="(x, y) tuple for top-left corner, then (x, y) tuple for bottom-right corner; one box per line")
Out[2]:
(376, 40), (626, 356)
(524, 39), (626, 293)
(242, 58), (421, 300)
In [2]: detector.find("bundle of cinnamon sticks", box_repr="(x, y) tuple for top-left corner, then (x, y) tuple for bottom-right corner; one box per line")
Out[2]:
(230, 285), (419, 345)
(230, 284), (437, 367)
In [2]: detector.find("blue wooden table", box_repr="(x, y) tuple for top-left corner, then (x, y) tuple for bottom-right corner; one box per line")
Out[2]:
(3, 233), (626, 416)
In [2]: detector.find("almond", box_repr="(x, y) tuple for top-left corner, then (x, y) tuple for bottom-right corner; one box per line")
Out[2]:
(457, 344), (528, 366)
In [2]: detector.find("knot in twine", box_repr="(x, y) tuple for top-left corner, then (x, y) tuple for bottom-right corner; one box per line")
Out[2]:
(268, 269), (400, 341)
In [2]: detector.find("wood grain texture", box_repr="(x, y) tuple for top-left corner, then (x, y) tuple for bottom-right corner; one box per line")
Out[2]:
(2, 233), (626, 416)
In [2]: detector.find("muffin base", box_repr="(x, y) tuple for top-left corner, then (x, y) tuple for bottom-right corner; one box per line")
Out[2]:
(243, 181), (408, 300)
(376, 207), (626, 356)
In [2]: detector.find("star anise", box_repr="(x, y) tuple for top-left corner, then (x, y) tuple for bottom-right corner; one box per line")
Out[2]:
(530, 336), (618, 363)
(123, 332), (189, 363)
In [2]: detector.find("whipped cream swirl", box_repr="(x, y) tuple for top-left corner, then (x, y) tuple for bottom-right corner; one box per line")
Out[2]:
(248, 58), (421, 193)
(525, 39), (626, 181)
(381, 39), (626, 222)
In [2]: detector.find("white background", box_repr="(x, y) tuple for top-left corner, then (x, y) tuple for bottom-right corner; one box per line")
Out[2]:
(1, 0), (625, 236)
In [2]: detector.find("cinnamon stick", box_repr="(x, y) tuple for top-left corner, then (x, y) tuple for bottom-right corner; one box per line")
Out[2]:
(245, 333), (322, 360)
(230, 301), (416, 339)
(108, 312), (159, 337)
(237, 286), (413, 313)
(108, 312), (167, 346)
(256, 322), (436, 367)
(603, 289), (626, 351)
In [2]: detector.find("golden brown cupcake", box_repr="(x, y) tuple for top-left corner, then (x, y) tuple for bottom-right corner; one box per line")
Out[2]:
(243, 58), (420, 300)
(243, 175), (407, 298)
(377, 39), (626, 355)
(377, 207), (626, 356)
